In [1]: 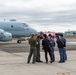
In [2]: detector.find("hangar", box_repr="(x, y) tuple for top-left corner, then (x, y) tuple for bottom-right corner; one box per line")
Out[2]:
(64, 31), (76, 36)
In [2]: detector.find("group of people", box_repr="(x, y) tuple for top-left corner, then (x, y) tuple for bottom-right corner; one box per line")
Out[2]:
(27, 33), (67, 64)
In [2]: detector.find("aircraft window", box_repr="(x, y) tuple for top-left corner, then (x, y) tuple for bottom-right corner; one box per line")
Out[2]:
(9, 36), (11, 37)
(22, 23), (28, 27)
(27, 28), (29, 30)
(1, 33), (3, 34)
(11, 25), (13, 28)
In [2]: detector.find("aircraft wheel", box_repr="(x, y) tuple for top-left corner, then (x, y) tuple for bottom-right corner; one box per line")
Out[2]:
(17, 40), (21, 43)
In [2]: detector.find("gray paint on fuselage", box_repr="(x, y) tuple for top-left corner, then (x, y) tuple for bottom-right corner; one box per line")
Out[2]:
(0, 21), (33, 37)
(0, 21), (24, 31)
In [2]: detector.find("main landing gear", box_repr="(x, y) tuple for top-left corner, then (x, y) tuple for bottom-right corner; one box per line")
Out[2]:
(17, 40), (21, 43)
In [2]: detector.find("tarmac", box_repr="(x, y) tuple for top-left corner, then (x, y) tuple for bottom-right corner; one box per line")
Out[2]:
(0, 39), (76, 75)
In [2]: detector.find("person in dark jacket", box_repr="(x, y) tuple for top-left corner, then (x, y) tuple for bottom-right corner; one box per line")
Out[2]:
(42, 34), (52, 63)
(60, 35), (67, 61)
(56, 36), (65, 63)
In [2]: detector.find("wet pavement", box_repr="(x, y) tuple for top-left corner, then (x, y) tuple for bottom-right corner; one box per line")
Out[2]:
(0, 39), (76, 75)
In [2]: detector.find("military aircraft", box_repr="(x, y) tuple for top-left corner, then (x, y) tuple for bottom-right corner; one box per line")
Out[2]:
(0, 19), (38, 43)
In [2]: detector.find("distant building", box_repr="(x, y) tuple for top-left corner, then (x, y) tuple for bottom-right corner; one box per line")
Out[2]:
(39, 31), (56, 39)
(64, 31), (76, 36)
(45, 31), (56, 38)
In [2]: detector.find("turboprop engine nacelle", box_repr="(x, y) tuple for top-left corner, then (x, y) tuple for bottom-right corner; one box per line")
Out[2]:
(0, 32), (12, 41)
(0, 29), (4, 38)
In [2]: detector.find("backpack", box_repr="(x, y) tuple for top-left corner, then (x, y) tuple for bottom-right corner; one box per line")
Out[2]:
(60, 40), (65, 47)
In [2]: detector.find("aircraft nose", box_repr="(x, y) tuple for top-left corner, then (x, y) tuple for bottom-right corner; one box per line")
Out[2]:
(30, 28), (38, 35)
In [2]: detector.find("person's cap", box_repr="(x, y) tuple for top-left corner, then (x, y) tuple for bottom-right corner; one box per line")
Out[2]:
(43, 34), (47, 38)
(48, 34), (52, 37)
(31, 33), (35, 37)
(61, 34), (63, 37)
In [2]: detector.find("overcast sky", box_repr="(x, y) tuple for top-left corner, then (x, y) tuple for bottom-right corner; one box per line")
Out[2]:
(0, 0), (76, 32)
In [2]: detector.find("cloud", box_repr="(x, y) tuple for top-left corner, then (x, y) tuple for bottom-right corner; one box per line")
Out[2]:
(0, 7), (76, 24)
(0, 0), (76, 32)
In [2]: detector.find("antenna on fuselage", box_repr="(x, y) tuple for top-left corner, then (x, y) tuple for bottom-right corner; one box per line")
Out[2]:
(4, 19), (6, 21)
(10, 19), (16, 21)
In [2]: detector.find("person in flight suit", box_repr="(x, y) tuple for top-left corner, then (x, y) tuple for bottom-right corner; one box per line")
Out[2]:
(27, 33), (37, 64)
(35, 34), (43, 62)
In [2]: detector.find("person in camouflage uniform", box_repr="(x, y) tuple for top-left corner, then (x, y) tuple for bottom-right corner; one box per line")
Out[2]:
(36, 34), (43, 62)
(27, 33), (37, 64)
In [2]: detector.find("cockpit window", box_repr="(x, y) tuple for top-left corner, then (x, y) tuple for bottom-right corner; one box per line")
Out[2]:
(22, 23), (28, 27)
(11, 25), (13, 28)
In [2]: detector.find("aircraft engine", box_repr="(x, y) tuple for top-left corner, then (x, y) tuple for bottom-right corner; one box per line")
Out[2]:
(0, 29), (4, 38)
(0, 32), (12, 41)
